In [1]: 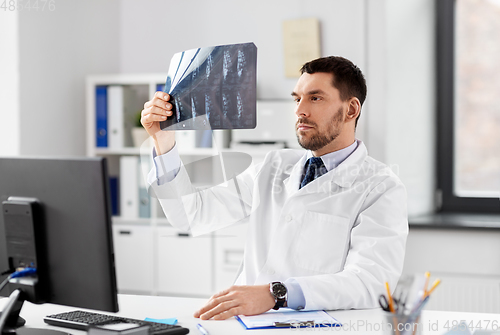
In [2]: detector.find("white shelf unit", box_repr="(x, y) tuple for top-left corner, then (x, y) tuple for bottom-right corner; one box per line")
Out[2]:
(86, 73), (168, 157)
(85, 73), (250, 297)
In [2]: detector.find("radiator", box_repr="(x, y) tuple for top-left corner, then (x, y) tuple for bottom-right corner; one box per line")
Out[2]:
(399, 274), (500, 314)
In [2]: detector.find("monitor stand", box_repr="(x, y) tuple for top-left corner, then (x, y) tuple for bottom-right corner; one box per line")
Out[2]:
(0, 313), (25, 328)
(0, 290), (71, 335)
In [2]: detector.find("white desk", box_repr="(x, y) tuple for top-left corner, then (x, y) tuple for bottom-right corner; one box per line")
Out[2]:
(3, 294), (500, 334)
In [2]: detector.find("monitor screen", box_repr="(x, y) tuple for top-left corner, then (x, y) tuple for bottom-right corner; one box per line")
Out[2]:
(0, 157), (118, 313)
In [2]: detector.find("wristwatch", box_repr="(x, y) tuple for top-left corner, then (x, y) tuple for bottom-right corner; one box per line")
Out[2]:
(269, 282), (287, 310)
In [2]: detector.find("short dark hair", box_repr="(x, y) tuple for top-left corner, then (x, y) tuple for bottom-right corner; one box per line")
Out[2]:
(300, 56), (367, 127)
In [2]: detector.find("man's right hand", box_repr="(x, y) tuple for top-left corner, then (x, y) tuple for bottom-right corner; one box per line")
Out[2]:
(141, 92), (176, 155)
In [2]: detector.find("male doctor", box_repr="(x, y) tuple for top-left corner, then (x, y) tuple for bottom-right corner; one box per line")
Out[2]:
(141, 56), (408, 320)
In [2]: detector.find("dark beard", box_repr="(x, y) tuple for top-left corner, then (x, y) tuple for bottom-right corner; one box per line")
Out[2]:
(296, 107), (344, 151)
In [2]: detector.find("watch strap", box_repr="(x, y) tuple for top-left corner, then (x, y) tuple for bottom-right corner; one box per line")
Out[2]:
(273, 299), (286, 310)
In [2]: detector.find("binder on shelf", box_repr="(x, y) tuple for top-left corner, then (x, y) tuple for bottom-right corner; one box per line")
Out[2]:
(95, 86), (108, 147)
(138, 158), (150, 218)
(120, 156), (139, 218)
(212, 130), (231, 149)
(138, 187), (150, 218)
(109, 176), (119, 216)
(196, 130), (213, 148)
(108, 86), (125, 149)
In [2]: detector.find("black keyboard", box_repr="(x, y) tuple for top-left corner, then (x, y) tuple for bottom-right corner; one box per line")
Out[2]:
(44, 310), (189, 335)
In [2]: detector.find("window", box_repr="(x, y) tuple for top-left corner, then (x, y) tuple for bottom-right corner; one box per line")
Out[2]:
(437, 0), (500, 213)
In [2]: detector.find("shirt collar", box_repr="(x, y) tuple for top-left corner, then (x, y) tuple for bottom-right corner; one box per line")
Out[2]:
(306, 140), (358, 172)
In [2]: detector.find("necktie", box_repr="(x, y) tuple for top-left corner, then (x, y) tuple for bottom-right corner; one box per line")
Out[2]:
(300, 157), (327, 189)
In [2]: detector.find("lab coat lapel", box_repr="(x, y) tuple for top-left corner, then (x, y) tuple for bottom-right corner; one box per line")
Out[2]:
(293, 141), (368, 192)
(283, 153), (307, 196)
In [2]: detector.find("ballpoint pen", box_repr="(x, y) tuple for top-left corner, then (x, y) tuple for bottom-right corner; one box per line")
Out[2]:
(197, 323), (210, 335)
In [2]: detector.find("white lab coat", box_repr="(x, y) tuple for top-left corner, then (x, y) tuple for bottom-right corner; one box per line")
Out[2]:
(149, 140), (408, 311)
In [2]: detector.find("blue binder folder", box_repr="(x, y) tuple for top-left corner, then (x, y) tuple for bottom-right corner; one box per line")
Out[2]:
(95, 86), (108, 147)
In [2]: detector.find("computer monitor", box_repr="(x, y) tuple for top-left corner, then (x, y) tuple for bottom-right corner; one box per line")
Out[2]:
(0, 157), (118, 333)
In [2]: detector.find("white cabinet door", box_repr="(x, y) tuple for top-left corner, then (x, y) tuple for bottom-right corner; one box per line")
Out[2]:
(214, 224), (247, 292)
(112, 224), (154, 293)
(156, 226), (213, 297)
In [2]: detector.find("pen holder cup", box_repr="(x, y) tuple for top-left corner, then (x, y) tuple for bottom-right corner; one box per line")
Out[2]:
(384, 311), (422, 335)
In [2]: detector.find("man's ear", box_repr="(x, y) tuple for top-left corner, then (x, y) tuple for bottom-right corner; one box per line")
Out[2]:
(346, 98), (361, 121)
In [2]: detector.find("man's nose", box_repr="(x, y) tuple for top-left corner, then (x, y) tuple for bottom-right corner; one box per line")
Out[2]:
(295, 100), (309, 118)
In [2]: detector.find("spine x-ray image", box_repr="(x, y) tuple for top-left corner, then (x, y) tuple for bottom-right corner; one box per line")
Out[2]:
(159, 42), (257, 131)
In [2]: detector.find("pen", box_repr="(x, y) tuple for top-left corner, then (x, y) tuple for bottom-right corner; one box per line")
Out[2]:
(385, 282), (395, 313)
(423, 271), (430, 295)
(406, 295), (430, 325)
(274, 320), (315, 327)
(423, 279), (441, 298)
(197, 323), (209, 335)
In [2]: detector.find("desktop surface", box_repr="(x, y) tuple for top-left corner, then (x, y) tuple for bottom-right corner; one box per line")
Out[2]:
(2, 294), (500, 334)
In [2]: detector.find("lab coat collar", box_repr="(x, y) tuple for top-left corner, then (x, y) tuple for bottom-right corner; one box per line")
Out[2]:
(328, 140), (367, 188)
(283, 140), (367, 196)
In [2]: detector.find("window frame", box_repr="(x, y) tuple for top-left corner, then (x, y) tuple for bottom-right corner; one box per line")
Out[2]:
(436, 0), (500, 213)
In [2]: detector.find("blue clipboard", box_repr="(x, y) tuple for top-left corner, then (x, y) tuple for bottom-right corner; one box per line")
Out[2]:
(234, 310), (341, 330)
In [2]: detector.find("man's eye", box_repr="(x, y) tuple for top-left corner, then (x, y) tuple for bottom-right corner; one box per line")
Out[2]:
(294, 98), (301, 103)
(311, 96), (320, 101)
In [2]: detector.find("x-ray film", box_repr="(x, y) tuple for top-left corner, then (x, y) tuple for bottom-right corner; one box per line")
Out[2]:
(159, 42), (257, 131)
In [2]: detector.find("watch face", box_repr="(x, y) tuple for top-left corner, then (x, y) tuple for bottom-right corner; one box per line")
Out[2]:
(272, 283), (287, 299)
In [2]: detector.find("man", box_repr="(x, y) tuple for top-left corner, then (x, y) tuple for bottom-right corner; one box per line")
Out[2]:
(141, 56), (408, 320)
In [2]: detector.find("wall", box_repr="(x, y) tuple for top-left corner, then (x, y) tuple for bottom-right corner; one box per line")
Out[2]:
(0, 11), (20, 156)
(119, 0), (367, 101)
(385, 0), (436, 217)
(123, 0), (380, 146)
(364, 0), (436, 217)
(16, 1), (121, 156)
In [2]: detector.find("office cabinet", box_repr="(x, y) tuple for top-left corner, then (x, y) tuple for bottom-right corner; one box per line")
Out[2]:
(213, 224), (247, 292)
(112, 224), (154, 293)
(156, 226), (213, 297)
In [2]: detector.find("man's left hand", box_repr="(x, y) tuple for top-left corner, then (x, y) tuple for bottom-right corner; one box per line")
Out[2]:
(194, 285), (275, 320)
